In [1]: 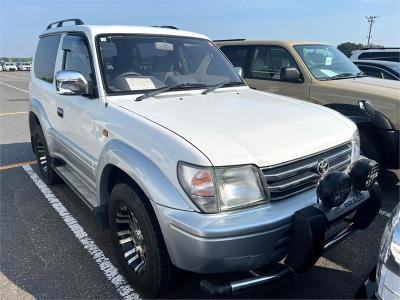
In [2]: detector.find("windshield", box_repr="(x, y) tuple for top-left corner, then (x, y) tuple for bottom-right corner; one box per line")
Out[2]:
(97, 35), (243, 94)
(294, 44), (361, 80)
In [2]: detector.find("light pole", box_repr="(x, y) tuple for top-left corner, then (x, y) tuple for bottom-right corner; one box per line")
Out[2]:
(366, 15), (379, 46)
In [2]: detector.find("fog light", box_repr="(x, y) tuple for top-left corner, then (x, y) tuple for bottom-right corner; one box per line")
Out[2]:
(317, 171), (351, 207)
(350, 158), (379, 191)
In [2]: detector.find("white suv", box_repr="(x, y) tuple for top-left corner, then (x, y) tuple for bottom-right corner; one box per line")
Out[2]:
(2, 62), (18, 71)
(29, 19), (382, 298)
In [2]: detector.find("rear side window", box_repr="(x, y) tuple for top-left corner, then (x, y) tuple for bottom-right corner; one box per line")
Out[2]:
(220, 46), (249, 69)
(34, 35), (61, 83)
(359, 51), (400, 62)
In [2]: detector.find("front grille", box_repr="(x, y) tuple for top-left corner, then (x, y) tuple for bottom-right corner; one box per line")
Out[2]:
(262, 142), (352, 200)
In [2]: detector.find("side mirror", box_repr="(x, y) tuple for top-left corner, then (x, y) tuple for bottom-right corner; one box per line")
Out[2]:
(280, 67), (301, 82)
(234, 66), (243, 77)
(55, 70), (89, 95)
(359, 100), (376, 120)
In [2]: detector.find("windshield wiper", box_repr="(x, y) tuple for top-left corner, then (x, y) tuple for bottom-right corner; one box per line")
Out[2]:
(135, 83), (208, 101)
(201, 81), (244, 95)
(328, 72), (357, 80)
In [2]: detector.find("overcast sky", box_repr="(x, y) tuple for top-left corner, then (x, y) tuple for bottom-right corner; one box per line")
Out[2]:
(0, 0), (399, 57)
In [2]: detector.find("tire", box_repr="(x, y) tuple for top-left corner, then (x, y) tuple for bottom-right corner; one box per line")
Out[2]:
(33, 125), (61, 185)
(109, 183), (176, 298)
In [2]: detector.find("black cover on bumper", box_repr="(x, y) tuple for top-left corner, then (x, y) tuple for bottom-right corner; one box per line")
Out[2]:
(285, 184), (382, 273)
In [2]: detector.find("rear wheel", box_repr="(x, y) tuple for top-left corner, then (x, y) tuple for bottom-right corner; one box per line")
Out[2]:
(33, 126), (61, 185)
(109, 183), (176, 298)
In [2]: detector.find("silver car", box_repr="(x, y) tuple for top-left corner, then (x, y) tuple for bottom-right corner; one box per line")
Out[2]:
(356, 203), (400, 299)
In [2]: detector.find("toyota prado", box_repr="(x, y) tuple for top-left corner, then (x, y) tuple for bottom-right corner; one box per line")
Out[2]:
(29, 19), (382, 297)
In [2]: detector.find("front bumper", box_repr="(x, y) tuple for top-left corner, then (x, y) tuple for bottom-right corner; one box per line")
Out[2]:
(155, 184), (381, 276)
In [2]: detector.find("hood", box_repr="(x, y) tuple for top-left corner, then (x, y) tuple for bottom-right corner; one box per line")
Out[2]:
(326, 76), (400, 99)
(113, 88), (355, 167)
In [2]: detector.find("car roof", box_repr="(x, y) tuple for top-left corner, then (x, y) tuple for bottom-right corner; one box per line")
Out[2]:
(41, 24), (210, 41)
(352, 59), (400, 67)
(214, 40), (327, 47)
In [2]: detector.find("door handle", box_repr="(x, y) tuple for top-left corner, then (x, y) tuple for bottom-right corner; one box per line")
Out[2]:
(57, 107), (64, 118)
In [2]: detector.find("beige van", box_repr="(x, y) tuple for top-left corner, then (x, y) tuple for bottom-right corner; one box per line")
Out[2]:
(216, 40), (400, 169)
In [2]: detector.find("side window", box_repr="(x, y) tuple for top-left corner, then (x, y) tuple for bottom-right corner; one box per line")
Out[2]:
(34, 35), (61, 83)
(250, 46), (296, 80)
(358, 65), (385, 79)
(62, 34), (93, 83)
(220, 46), (249, 69)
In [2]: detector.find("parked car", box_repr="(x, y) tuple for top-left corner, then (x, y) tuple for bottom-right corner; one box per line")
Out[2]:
(17, 62), (32, 71)
(356, 203), (400, 299)
(216, 40), (400, 170)
(30, 19), (382, 298)
(0, 64), (3, 72)
(352, 60), (399, 81)
(2, 62), (18, 71)
(350, 47), (400, 63)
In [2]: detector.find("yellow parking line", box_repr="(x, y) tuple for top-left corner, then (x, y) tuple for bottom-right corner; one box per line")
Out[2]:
(0, 160), (37, 171)
(0, 111), (28, 117)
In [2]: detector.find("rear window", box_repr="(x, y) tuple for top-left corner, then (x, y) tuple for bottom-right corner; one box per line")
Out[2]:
(359, 51), (400, 62)
(220, 45), (249, 69)
(34, 34), (61, 83)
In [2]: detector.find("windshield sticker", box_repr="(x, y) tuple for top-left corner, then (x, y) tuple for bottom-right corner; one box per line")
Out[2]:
(325, 56), (333, 65)
(155, 42), (173, 51)
(125, 78), (156, 90)
(320, 69), (338, 77)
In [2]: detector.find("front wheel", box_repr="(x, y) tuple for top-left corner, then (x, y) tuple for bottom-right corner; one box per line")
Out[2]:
(33, 126), (61, 185)
(109, 183), (176, 298)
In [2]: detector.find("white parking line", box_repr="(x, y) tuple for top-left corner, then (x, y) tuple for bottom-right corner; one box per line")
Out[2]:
(0, 73), (27, 79)
(23, 165), (141, 300)
(0, 81), (29, 93)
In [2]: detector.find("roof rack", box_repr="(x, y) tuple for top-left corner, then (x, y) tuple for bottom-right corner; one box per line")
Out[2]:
(361, 47), (400, 50)
(46, 18), (84, 30)
(152, 26), (179, 30)
(213, 39), (246, 42)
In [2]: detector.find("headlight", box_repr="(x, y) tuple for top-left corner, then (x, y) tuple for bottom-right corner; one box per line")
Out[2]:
(377, 204), (400, 300)
(178, 162), (269, 213)
(351, 129), (360, 163)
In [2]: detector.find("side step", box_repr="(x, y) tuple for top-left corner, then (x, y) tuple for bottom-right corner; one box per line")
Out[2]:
(54, 164), (99, 212)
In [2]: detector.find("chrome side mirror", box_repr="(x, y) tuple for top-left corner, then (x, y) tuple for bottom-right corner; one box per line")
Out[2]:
(55, 70), (89, 95)
(234, 66), (243, 77)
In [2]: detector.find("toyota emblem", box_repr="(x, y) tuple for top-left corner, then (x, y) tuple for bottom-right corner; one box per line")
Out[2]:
(316, 160), (329, 175)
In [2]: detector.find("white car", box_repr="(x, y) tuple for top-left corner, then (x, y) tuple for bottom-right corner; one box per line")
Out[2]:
(2, 62), (18, 71)
(350, 47), (400, 63)
(29, 19), (382, 298)
(17, 62), (31, 71)
(0, 64), (3, 72)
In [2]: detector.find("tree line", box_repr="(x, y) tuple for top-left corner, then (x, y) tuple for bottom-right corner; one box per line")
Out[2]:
(1, 57), (33, 63)
(337, 42), (383, 57)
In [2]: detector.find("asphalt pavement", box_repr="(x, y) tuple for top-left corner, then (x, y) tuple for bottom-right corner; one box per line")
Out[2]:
(0, 71), (399, 299)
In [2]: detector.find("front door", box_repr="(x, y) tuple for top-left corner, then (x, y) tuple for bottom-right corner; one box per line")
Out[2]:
(52, 33), (101, 181)
(244, 45), (310, 100)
